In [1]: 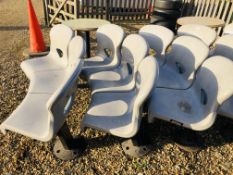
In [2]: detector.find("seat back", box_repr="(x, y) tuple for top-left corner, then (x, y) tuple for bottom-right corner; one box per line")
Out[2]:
(46, 37), (85, 138)
(133, 56), (158, 120)
(193, 56), (233, 116)
(139, 25), (174, 57)
(177, 24), (217, 47)
(214, 35), (233, 61)
(223, 23), (233, 35)
(121, 34), (149, 77)
(68, 36), (85, 66)
(96, 24), (125, 66)
(49, 24), (74, 67)
(166, 36), (209, 82)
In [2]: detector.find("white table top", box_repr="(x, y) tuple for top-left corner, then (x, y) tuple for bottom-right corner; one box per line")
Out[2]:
(63, 18), (111, 31)
(177, 16), (225, 28)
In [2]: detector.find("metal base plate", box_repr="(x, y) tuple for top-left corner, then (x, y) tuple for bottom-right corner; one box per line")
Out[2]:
(23, 48), (49, 58)
(121, 139), (151, 158)
(53, 137), (86, 161)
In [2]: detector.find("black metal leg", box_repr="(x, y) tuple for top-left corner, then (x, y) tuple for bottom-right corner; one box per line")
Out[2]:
(121, 117), (152, 158)
(57, 122), (74, 150)
(85, 31), (91, 58)
(53, 122), (86, 160)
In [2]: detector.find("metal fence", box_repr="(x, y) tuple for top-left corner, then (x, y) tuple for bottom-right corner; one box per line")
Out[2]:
(43, 0), (154, 26)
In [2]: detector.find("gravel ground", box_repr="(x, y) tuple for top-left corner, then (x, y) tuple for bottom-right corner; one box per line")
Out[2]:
(0, 0), (233, 174)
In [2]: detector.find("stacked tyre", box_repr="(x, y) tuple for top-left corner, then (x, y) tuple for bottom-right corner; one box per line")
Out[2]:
(150, 0), (182, 32)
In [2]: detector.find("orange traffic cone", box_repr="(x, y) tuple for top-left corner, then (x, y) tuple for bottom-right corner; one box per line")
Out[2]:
(23, 0), (48, 57)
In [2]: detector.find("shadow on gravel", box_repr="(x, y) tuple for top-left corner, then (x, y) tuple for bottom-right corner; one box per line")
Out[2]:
(150, 116), (233, 151)
(80, 115), (233, 154)
(209, 116), (233, 145)
(85, 135), (121, 150)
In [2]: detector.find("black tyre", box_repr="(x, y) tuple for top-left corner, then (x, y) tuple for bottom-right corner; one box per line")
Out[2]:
(153, 8), (181, 19)
(150, 15), (177, 31)
(154, 0), (182, 10)
(152, 20), (176, 29)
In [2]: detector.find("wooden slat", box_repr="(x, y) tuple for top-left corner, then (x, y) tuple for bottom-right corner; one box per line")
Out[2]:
(199, 0), (206, 16)
(191, 0), (199, 15)
(119, 0), (123, 21)
(48, 5), (75, 18)
(122, 0), (127, 20)
(116, 0), (120, 20)
(77, 0), (80, 18)
(128, 1), (133, 20)
(212, 0), (221, 17)
(91, 0), (94, 18)
(49, 0), (68, 24)
(100, 0), (104, 18)
(81, 0), (85, 17)
(86, 1), (89, 18)
(74, 0), (77, 18)
(221, 0), (230, 21)
(217, 0), (225, 19)
(195, 0), (203, 16)
(226, 2), (233, 24)
(43, 0), (49, 25)
(207, 0), (216, 17)
(136, 0), (141, 19)
(49, 14), (65, 23)
(57, 0), (74, 6)
(203, 0), (211, 16)
(96, 0), (99, 18)
(144, 0), (150, 19)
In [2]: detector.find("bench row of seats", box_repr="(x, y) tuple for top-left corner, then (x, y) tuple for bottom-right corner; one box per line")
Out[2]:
(80, 23), (233, 134)
(0, 24), (159, 141)
(0, 25), (85, 142)
(140, 24), (233, 124)
(0, 23), (233, 159)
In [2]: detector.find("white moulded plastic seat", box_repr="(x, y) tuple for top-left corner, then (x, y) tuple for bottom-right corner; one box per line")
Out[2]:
(139, 25), (174, 65)
(82, 24), (125, 77)
(223, 23), (233, 35)
(148, 56), (233, 131)
(218, 98), (233, 120)
(213, 35), (233, 119)
(157, 36), (209, 89)
(0, 36), (85, 142)
(177, 24), (217, 47)
(81, 56), (158, 138)
(213, 35), (233, 60)
(21, 24), (74, 77)
(88, 34), (149, 94)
